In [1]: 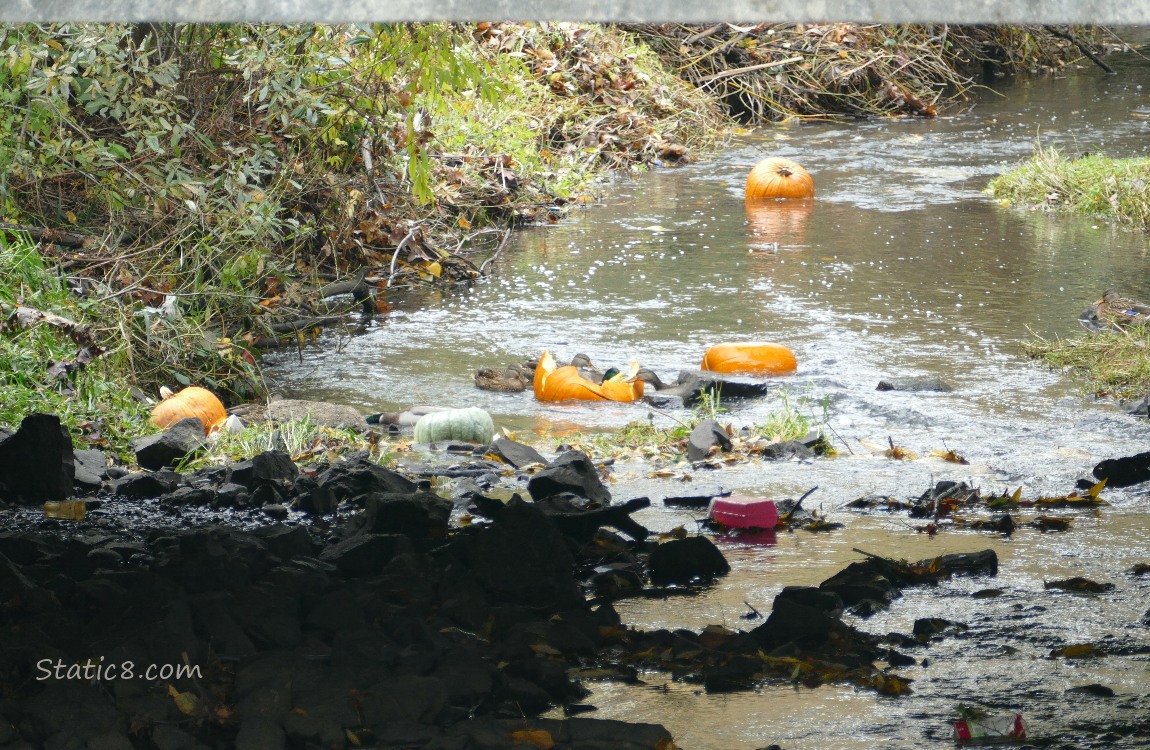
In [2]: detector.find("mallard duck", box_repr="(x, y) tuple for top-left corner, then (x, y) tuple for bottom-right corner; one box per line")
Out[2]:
(365, 404), (448, 426)
(570, 352), (606, 384)
(1081, 289), (1150, 332)
(632, 368), (771, 406)
(474, 364), (531, 392)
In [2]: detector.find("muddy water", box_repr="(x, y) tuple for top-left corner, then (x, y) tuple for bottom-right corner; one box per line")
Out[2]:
(266, 51), (1150, 748)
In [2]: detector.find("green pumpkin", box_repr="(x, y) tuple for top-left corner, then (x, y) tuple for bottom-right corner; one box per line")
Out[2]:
(412, 407), (496, 445)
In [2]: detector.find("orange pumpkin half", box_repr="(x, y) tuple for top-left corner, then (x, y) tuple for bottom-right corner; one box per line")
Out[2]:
(745, 157), (815, 200)
(533, 351), (644, 402)
(150, 386), (228, 434)
(702, 343), (797, 376)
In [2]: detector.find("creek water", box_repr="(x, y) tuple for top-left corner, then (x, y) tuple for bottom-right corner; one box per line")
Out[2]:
(265, 51), (1150, 749)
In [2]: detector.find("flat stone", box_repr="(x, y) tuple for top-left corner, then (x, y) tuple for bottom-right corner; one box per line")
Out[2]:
(648, 536), (730, 585)
(528, 450), (611, 504)
(687, 418), (731, 462)
(133, 418), (206, 470)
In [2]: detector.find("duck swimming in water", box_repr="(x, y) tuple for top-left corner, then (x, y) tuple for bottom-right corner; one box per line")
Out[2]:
(474, 364), (531, 392)
(1080, 289), (1150, 333)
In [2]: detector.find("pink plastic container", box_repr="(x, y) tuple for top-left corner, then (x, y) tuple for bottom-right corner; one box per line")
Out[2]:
(709, 494), (779, 529)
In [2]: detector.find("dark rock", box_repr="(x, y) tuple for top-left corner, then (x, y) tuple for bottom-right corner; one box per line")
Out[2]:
(662, 489), (725, 508)
(347, 491), (453, 540)
(261, 503), (290, 520)
(149, 725), (200, 750)
(358, 676), (448, 725)
(215, 482), (249, 506)
(1094, 450), (1150, 487)
(774, 585), (843, 615)
(160, 486), (217, 506)
(304, 587), (367, 633)
(190, 594), (258, 657)
(648, 536), (730, 585)
(0, 413), (75, 504)
(1066, 683), (1115, 697)
(73, 448), (108, 491)
(229, 588), (302, 649)
(447, 497), (583, 612)
(253, 524), (315, 561)
(155, 527), (270, 593)
(566, 717), (676, 749)
(490, 436), (548, 468)
(235, 717), (286, 750)
(819, 564), (899, 608)
(112, 471), (182, 499)
(283, 712), (345, 749)
(760, 440), (815, 460)
(687, 418), (731, 462)
(883, 648), (917, 667)
(293, 475), (338, 515)
(133, 418), (206, 470)
(229, 450), (299, 489)
(913, 617), (967, 641)
(528, 450), (611, 504)
(316, 454), (418, 499)
(1123, 392), (1150, 416)
(87, 547), (123, 568)
(751, 591), (855, 651)
(931, 550), (998, 577)
(320, 533), (414, 575)
(876, 376), (954, 392)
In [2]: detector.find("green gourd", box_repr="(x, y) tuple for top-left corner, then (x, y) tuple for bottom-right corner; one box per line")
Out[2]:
(412, 407), (495, 444)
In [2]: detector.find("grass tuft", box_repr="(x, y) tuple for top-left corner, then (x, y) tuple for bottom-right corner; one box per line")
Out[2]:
(988, 145), (1150, 230)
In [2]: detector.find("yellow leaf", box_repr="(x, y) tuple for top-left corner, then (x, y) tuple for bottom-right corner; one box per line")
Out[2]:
(1011, 486), (1023, 502)
(1051, 643), (1101, 659)
(47, 39), (64, 51)
(345, 728), (363, 747)
(167, 685), (199, 715)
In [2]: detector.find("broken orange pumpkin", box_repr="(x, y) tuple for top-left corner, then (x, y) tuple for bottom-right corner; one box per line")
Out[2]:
(533, 351), (644, 402)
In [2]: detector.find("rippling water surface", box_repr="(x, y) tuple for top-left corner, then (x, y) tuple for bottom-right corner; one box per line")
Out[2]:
(266, 51), (1150, 748)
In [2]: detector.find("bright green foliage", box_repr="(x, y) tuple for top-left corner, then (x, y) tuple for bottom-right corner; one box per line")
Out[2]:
(0, 233), (150, 452)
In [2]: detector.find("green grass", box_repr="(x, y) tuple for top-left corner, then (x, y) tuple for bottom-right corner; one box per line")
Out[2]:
(988, 146), (1150, 230)
(0, 233), (151, 457)
(175, 416), (386, 473)
(563, 386), (827, 461)
(1026, 324), (1150, 399)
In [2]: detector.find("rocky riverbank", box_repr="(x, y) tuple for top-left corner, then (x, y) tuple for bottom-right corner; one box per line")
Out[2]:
(0, 412), (1011, 750)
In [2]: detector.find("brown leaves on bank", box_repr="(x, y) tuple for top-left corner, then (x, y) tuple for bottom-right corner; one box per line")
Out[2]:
(625, 23), (1097, 123)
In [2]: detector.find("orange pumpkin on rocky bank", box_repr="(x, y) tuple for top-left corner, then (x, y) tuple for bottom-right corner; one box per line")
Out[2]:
(745, 157), (815, 200)
(150, 386), (228, 434)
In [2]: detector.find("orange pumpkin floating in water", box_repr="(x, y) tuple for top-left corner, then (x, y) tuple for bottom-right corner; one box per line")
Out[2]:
(701, 343), (797, 376)
(150, 386), (228, 434)
(745, 157), (814, 200)
(533, 351), (644, 402)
